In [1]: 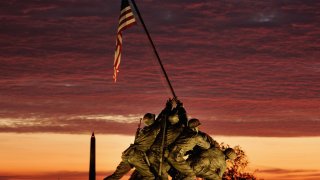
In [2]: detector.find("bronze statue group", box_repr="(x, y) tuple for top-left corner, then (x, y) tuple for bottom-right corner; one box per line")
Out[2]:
(104, 99), (236, 180)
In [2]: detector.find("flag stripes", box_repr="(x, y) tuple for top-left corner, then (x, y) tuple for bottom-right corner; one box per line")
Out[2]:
(113, 0), (136, 82)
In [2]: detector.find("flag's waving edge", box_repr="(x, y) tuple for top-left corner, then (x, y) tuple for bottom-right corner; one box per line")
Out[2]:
(113, 0), (136, 82)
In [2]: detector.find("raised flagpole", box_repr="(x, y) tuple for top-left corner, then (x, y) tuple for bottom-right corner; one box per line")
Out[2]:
(129, 0), (177, 99)
(129, 0), (178, 177)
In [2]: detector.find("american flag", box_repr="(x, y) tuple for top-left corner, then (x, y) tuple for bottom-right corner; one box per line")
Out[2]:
(113, 0), (136, 82)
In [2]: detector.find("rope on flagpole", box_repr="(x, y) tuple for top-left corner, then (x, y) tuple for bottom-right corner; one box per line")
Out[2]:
(129, 0), (177, 100)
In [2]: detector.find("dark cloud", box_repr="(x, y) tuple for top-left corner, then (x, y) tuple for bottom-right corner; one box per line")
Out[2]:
(205, 120), (320, 137)
(0, 118), (319, 137)
(0, 0), (319, 136)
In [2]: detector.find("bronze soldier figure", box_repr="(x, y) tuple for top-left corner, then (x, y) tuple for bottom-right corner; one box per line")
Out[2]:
(186, 147), (236, 180)
(149, 112), (185, 179)
(167, 118), (210, 180)
(105, 100), (173, 180)
(130, 99), (185, 180)
(104, 113), (161, 180)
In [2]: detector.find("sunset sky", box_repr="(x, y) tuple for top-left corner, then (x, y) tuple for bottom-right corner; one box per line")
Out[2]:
(0, 0), (319, 180)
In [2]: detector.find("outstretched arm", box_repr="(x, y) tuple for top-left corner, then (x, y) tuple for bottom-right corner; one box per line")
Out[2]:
(196, 135), (211, 150)
(199, 131), (220, 148)
(174, 99), (188, 127)
(156, 98), (173, 122)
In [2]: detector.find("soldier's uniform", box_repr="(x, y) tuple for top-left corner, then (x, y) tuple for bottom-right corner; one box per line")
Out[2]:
(188, 147), (226, 180)
(188, 131), (220, 158)
(198, 131), (220, 149)
(167, 127), (210, 180)
(186, 147), (236, 180)
(104, 118), (162, 180)
(148, 121), (184, 179)
(106, 101), (173, 180)
(130, 100), (184, 180)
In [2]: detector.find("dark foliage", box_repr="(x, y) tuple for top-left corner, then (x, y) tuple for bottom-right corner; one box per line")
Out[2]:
(220, 143), (257, 180)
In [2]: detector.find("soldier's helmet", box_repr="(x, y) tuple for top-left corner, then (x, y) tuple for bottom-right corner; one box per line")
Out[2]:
(188, 118), (201, 128)
(168, 113), (179, 125)
(224, 148), (237, 160)
(143, 113), (155, 126)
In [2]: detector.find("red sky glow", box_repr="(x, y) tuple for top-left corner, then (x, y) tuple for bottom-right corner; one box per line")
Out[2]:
(0, 0), (319, 179)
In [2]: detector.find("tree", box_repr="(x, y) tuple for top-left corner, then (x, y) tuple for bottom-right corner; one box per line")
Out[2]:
(220, 143), (257, 180)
